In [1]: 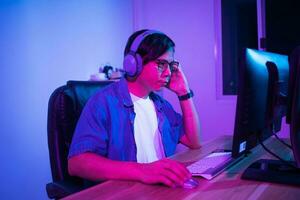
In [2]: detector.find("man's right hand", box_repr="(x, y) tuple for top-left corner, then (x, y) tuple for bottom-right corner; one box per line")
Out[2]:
(138, 159), (191, 187)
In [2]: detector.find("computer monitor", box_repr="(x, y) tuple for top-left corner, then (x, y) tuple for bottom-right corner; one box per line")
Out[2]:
(287, 46), (300, 167)
(234, 48), (300, 186)
(232, 48), (289, 158)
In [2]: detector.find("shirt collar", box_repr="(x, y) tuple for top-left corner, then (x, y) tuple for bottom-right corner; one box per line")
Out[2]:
(116, 78), (134, 107)
(117, 78), (163, 111)
(149, 92), (163, 111)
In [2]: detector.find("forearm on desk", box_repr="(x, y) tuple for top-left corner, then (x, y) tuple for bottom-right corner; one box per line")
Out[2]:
(68, 152), (141, 182)
(179, 98), (201, 149)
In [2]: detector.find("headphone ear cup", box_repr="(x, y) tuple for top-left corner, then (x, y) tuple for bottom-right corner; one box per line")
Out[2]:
(123, 52), (138, 77)
(135, 53), (143, 76)
(123, 30), (161, 78)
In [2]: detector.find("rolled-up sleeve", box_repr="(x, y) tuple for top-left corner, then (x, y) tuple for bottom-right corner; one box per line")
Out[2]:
(68, 97), (108, 158)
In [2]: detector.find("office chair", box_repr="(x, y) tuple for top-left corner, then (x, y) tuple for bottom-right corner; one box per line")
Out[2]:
(46, 80), (113, 199)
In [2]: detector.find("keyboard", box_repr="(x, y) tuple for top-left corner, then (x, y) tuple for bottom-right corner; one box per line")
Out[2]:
(187, 151), (235, 180)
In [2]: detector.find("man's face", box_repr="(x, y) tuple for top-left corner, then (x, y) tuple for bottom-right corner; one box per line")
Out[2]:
(136, 49), (175, 93)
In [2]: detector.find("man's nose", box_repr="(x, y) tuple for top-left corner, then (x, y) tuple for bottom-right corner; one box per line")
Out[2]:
(163, 66), (172, 76)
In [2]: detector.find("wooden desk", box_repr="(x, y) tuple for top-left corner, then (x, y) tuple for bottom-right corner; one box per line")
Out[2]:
(63, 136), (300, 200)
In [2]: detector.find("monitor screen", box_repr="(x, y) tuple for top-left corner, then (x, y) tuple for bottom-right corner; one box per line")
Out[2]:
(232, 48), (289, 158)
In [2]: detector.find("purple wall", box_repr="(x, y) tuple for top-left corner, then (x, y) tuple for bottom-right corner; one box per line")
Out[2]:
(0, 1), (133, 199)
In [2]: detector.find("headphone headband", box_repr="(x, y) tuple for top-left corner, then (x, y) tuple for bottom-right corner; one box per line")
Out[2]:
(129, 30), (162, 53)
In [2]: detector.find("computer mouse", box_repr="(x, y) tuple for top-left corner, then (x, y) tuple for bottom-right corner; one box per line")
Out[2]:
(182, 178), (199, 189)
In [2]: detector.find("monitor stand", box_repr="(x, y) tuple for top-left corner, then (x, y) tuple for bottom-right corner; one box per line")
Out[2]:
(242, 159), (300, 186)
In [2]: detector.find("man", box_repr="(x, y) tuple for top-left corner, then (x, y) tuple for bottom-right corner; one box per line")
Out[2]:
(68, 29), (201, 188)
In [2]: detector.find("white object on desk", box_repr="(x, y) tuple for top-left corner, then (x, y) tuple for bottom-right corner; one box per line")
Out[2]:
(90, 73), (107, 81)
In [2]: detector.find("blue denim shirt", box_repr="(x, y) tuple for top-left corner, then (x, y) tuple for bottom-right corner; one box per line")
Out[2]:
(68, 78), (184, 161)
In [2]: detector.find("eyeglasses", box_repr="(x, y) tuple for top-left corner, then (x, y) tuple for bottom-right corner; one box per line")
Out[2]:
(155, 59), (179, 73)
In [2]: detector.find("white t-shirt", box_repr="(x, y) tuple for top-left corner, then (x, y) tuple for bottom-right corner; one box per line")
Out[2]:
(130, 93), (165, 163)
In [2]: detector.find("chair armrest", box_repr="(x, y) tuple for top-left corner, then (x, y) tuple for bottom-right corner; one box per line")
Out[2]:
(46, 180), (84, 199)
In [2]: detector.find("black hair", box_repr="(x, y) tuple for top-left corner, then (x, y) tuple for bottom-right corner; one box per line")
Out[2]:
(124, 29), (175, 65)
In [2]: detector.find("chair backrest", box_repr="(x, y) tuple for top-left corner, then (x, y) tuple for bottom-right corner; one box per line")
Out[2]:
(47, 80), (113, 184)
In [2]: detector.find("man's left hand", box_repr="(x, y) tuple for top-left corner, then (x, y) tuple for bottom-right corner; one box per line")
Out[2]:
(167, 64), (190, 96)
